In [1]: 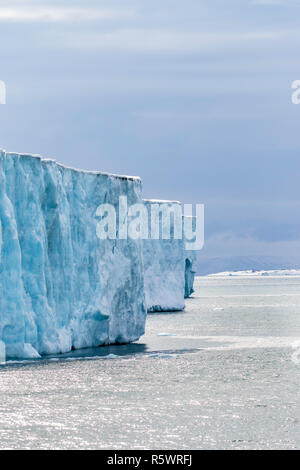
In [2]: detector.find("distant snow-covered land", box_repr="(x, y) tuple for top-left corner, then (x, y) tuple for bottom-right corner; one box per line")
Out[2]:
(207, 269), (300, 277)
(197, 255), (300, 276)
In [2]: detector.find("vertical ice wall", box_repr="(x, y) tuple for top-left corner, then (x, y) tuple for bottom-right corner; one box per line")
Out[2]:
(184, 216), (197, 298)
(143, 200), (185, 312)
(0, 150), (146, 358)
(184, 252), (197, 298)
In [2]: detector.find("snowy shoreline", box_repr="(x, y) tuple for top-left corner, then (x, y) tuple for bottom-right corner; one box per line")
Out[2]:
(205, 269), (300, 277)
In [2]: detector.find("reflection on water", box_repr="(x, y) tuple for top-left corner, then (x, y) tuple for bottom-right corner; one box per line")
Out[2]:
(49, 342), (148, 360)
(0, 275), (300, 449)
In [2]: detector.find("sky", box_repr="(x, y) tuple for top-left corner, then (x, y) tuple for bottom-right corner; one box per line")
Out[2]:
(0, 0), (300, 268)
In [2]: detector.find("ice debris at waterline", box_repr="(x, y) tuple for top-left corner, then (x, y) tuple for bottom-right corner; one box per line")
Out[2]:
(0, 150), (146, 358)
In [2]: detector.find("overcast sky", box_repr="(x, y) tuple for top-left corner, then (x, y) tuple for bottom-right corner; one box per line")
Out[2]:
(0, 0), (300, 265)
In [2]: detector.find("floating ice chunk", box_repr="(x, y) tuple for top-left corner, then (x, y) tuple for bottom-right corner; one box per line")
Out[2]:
(157, 332), (175, 337)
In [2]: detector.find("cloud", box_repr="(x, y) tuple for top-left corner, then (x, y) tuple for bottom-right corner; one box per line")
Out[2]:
(0, 6), (134, 22)
(54, 28), (286, 52)
(202, 232), (300, 259)
(252, 0), (285, 4)
(0, 0), (299, 266)
(252, 0), (300, 6)
(252, 0), (297, 4)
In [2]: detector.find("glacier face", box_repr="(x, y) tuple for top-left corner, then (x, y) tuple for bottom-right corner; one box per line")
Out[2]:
(184, 251), (197, 298)
(184, 216), (197, 298)
(143, 200), (185, 312)
(0, 150), (146, 358)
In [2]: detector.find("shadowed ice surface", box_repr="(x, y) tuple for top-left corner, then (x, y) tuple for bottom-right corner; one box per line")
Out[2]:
(0, 275), (300, 449)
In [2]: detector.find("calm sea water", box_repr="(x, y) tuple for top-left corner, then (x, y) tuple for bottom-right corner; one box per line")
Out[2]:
(0, 275), (300, 449)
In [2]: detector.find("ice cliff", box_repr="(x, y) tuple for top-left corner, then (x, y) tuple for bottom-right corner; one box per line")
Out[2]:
(143, 207), (197, 311)
(0, 150), (146, 358)
(143, 200), (185, 312)
(184, 251), (197, 298)
(184, 216), (197, 298)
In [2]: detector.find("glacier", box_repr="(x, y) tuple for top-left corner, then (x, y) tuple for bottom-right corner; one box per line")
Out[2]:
(0, 150), (198, 358)
(184, 216), (197, 298)
(184, 250), (197, 298)
(143, 206), (197, 311)
(0, 150), (146, 358)
(143, 200), (186, 312)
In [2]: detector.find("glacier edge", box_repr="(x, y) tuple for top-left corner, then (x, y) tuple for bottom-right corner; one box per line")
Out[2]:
(0, 150), (146, 358)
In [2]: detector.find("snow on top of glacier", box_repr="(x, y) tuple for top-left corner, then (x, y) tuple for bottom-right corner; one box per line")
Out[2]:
(1, 149), (141, 182)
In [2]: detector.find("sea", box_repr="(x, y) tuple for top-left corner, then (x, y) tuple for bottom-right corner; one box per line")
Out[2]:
(0, 273), (300, 449)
